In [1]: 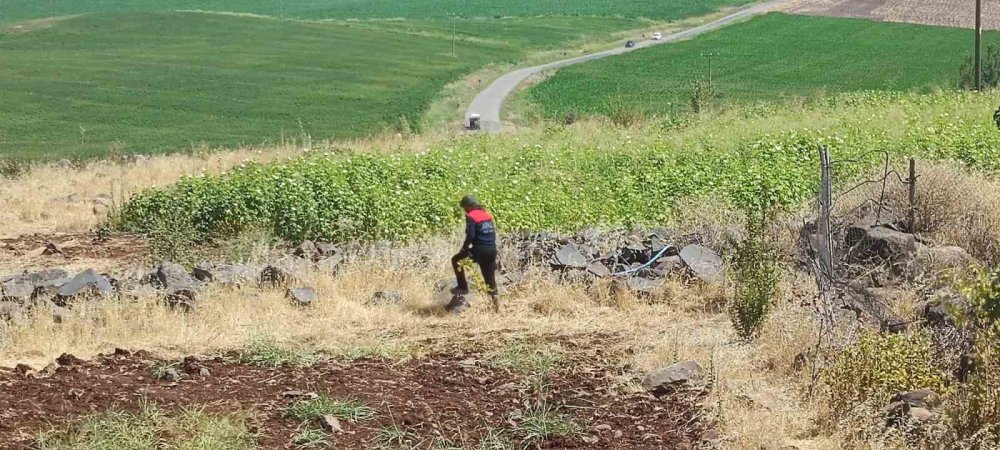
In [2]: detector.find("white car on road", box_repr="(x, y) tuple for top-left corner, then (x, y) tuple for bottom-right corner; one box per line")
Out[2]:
(652, 32), (662, 41)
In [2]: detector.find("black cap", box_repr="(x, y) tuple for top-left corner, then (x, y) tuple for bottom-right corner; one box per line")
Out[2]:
(460, 195), (479, 208)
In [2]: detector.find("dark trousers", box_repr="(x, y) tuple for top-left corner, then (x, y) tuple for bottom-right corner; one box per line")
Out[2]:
(452, 245), (498, 296)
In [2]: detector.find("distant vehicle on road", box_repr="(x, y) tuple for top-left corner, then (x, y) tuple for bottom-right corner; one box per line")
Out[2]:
(652, 32), (662, 40)
(625, 40), (636, 48)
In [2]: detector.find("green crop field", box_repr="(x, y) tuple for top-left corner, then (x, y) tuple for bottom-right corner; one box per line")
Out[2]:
(0, 12), (514, 159)
(529, 13), (1000, 119)
(118, 91), (1000, 243)
(0, 0), (754, 24)
(0, 1), (754, 159)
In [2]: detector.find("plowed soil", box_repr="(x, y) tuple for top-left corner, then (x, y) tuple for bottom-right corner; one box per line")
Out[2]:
(0, 349), (709, 449)
(786, 0), (1000, 30)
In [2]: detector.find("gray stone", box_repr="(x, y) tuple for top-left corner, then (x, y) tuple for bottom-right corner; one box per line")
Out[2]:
(846, 225), (917, 263)
(118, 284), (158, 300)
(156, 262), (197, 291)
(287, 287), (317, 306)
(212, 265), (260, 287)
(57, 269), (114, 301)
(42, 242), (63, 256)
(890, 389), (941, 408)
(913, 245), (980, 276)
(193, 263), (214, 282)
(2, 279), (34, 302)
(293, 240), (321, 261)
(627, 277), (662, 296)
(679, 245), (724, 284)
(586, 262), (611, 277)
(316, 253), (345, 275)
(368, 290), (404, 306)
(553, 242), (588, 269)
(642, 360), (704, 396)
(652, 255), (683, 277)
(165, 289), (197, 310)
(260, 265), (290, 288)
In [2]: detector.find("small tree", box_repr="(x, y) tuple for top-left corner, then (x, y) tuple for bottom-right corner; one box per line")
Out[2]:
(729, 207), (781, 341)
(959, 44), (1000, 89)
(689, 78), (720, 114)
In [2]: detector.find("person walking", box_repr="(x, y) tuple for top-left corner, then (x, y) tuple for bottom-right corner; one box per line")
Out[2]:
(451, 195), (499, 311)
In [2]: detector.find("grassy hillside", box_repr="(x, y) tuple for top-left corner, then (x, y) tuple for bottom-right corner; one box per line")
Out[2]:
(0, 0), (755, 23)
(0, 12), (514, 159)
(528, 13), (1000, 119)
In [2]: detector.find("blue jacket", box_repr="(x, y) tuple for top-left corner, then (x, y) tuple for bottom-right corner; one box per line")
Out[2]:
(463, 208), (496, 248)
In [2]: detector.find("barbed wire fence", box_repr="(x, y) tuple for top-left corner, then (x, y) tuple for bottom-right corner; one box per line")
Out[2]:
(802, 146), (919, 395)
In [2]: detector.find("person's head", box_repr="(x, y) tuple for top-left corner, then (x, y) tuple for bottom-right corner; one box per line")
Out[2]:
(459, 194), (479, 212)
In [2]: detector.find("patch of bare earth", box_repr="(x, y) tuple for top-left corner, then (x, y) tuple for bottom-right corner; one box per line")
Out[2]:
(786, 0), (1000, 30)
(0, 344), (708, 449)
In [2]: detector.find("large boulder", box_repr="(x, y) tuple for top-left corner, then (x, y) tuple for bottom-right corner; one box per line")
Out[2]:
(287, 287), (317, 307)
(846, 225), (917, 264)
(552, 243), (588, 269)
(912, 245), (980, 276)
(57, 269), (114, 302)
(293, 240), (321, 261)
(156, 262), (197, 292)
(679, 245), (724, 284)
(642, 360), (704, 396)
(890, 389), (942, 409)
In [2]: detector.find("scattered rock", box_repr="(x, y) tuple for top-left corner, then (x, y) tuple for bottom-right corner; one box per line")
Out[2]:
(55, 353), (85, 366)
(199, 367), (211, 377)
(42, 242), (63, 256)
(368, 290), (404, 307)
(652, 255), (683, 277)
(293, 240), (321, 261)
(160, 367), (183, 382)
(885, 401), (936, 428)
(846, 224), (917, 264)
(891, 389), (941, 409)
(613, 430), (623, 439)
(913, 245), (980, 275)
(1, 278), (34, 302)
(57, 269), (114, 302)
(193, 263), (214, 282)
(156, 262), (197, 292)
(626, 277), (661, 296)
(679, 245), (724, 284)
(14, 363), (33, 376)
(314, 241), (340, 257)
(165, 289), (197, 310)
(552, 242), (588, 269)
(642, 360), (704, 396)
(586, 262), (611, 277)
(319, 415), (344, 433)
(260, 265), (290, 288)
(316, 254), (345, 275)
(114, 348), (132, 357)
(287, 287), (317, 306)
(594, 424), (612, 432)
(212, 264), (260, 287)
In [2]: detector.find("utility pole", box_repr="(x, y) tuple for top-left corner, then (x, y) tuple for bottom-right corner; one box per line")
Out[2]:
(702, 52), (719, 88)
(976, 0), (983, 90)
(452, 15), (457, 58)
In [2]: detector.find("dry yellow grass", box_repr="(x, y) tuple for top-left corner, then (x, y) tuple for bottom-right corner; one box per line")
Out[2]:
(0, 233), (843, 449)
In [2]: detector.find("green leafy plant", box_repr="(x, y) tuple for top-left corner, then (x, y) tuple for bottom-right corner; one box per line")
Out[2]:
(959, 44), (1000, 90)
(513, 402), (583, 443)
(824, 331), (946, 418)
(728, 207), (781, 341)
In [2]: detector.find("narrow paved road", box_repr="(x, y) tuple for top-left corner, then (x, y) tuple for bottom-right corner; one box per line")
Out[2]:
(465, 0), (788, 132)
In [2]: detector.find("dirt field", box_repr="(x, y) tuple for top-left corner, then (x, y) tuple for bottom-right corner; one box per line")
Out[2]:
(786, 0), (1000, 30)
(0, 344), (707, 449)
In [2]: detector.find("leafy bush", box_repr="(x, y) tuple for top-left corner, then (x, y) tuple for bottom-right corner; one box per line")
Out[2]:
(729, 208), (780, 341)
(689, 78), (719, 114)
(824, 331), (946, 417)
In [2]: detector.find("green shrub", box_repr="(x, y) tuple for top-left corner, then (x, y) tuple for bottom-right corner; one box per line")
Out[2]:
(285, 396), (375, 423)
(824, 331), (946, 417)
(959, 44), (1000, 90)
(729, 208), (780, 341)
(945, 269), (1000, 446)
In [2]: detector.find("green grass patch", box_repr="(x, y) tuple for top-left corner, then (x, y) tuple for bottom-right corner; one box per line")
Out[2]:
(0, 0), (754, 24)
(529, 13), (1000, 119)
(285, 396), (376, 423)
(489, 343), (564, 375)
(290, 428), (330, 448)
(238, 336), (317, 368)
(116, 91), (1000, 243)
(371, 425), (418, 449)
(514, 403), (584, 442)
(35, 403), (257, 449)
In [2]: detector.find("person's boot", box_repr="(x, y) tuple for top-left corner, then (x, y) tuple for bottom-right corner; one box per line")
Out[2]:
(445, 294), (470, 314)
(449, 285), (470, 295)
